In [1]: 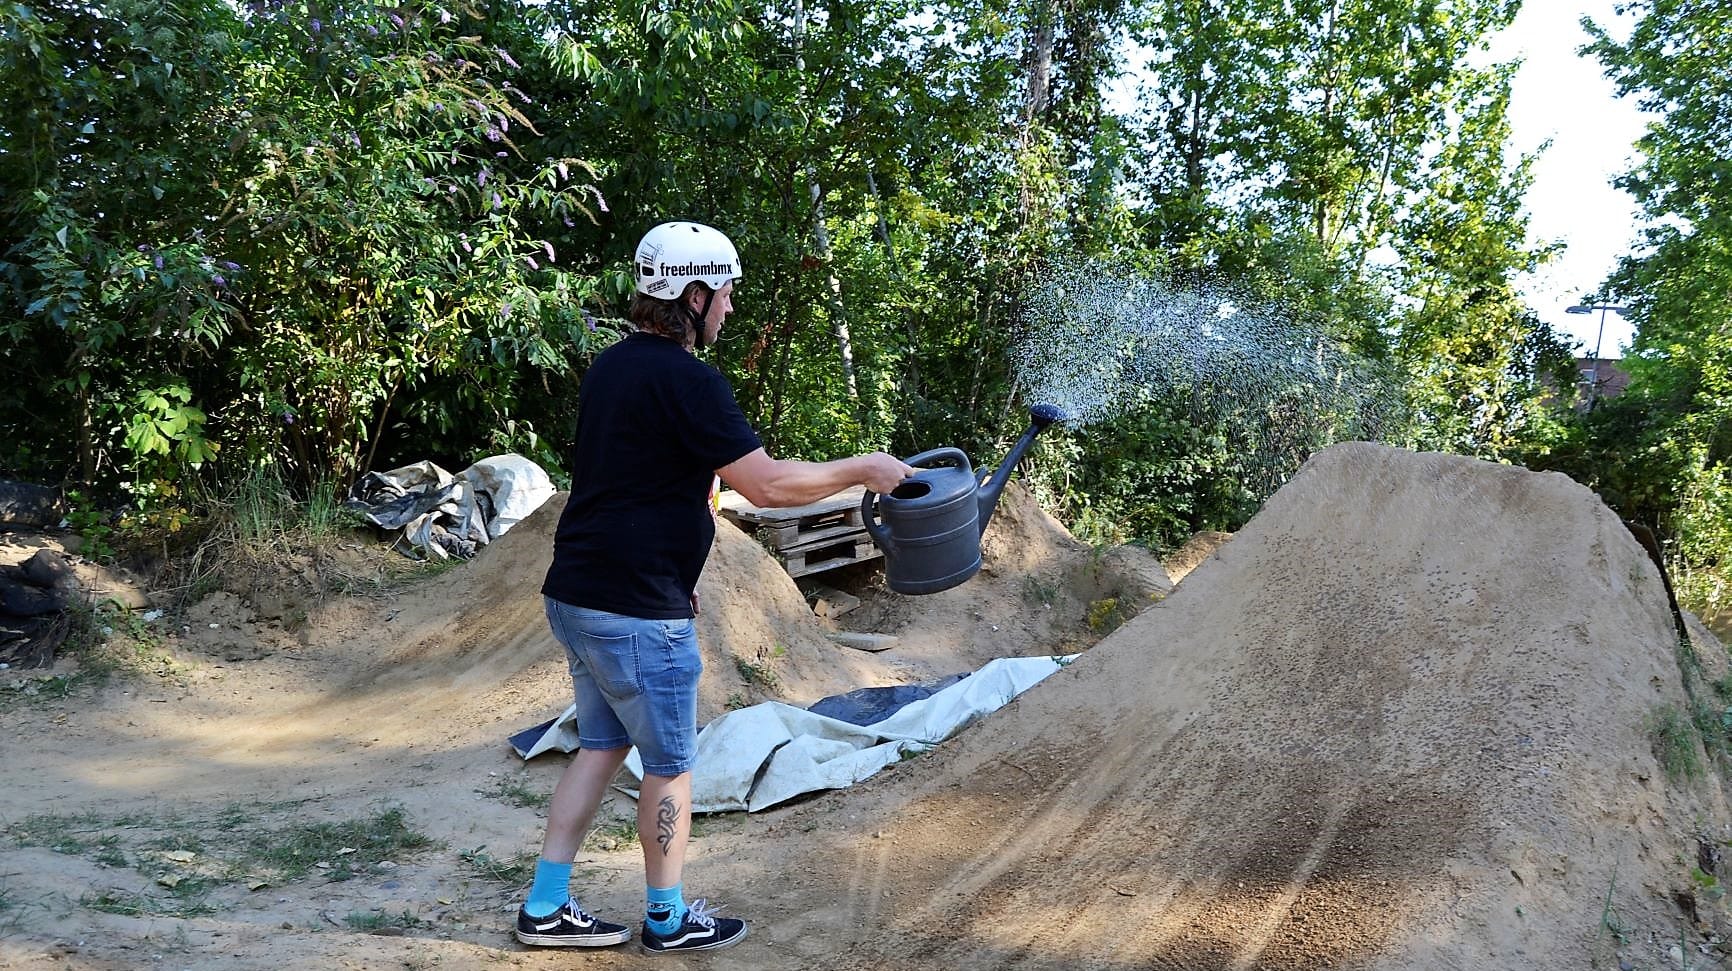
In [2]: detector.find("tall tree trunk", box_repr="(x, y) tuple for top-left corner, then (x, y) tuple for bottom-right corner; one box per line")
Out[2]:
(866, 168), (920, 403)
(809, 182), (860, 408)
(1018, 0), (1057, 222)
(794, 0), (860, 415)
(1023, 0), (1056, 128)
(77, 381), (95, 485)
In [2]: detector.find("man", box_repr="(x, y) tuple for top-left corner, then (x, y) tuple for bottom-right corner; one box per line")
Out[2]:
(515, 221), (914, 954)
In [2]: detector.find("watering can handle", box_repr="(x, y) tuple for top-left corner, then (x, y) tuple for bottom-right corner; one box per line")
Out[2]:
(860, 447), (972, 553)
(902, 446), (972, 472)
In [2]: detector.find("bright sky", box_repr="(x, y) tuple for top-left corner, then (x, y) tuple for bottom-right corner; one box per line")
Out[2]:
(1489, 0), (1651, 358)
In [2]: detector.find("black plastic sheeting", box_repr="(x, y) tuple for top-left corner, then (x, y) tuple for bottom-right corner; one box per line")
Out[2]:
(805, 672), (969, 726)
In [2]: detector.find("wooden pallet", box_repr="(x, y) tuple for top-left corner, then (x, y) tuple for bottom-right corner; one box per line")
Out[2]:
(781, 535), (882, 578)
(717, 487), (883, 578)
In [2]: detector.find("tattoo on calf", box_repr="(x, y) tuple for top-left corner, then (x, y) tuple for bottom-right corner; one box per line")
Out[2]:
(656, 797), (679, 856)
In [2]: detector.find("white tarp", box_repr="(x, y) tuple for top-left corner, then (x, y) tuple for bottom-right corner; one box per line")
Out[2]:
(516, 655), (1076, 813)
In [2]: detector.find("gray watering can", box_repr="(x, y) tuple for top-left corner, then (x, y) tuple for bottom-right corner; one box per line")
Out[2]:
(861, 404), (1068, 595)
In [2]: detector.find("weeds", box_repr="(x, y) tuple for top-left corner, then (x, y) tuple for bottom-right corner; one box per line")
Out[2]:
(8, 810), (149, 854)
(64, 489), (117, 562)
(459, 846), (534, 886)
(1648, 704), (1702, 780)
(6, 803), (438, 917)
(166, 465), (377, 603)
(345, 908), (424, 932)
(1021, 575), (1059, 608)
(240, 807), (436, 880)
(1591, 866), (1627, 968)
(484, 777), (550, 811)
(302, 479), (351, 538)
(0, 600), (183, 711)
(0, 879), (22, 934)
(81, 887), (215, 919)
(1654, 633), (1732, 779)
(582, 820), (639, 852)
(1086, 597), (1128, 633)
(734, 643), (787, 691)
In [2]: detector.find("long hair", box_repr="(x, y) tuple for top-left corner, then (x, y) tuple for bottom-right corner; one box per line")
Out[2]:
(628, 283), (709, 346)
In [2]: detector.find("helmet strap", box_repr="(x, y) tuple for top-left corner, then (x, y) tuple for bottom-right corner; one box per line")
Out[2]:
(687, 288), (717, 350)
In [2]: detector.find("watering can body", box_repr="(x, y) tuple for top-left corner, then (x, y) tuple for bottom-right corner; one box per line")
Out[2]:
(861, 405), (1066, 596)
(861, 448), (987, 595)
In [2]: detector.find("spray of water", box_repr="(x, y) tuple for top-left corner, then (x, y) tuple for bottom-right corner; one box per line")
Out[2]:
(1013, 259), (1404, 494)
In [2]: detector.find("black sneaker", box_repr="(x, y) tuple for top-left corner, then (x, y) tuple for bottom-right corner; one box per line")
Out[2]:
(515, 900), (632, 947)
(640, 898), (748, 954)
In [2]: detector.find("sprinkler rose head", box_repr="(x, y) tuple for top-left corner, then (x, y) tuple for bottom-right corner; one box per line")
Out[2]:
(1030, 403), (1068, 430)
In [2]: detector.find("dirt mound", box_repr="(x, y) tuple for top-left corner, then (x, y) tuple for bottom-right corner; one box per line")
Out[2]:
(1165, 528), (1234, 583)
(19, 447), (1715, 971)
(0, 475), (1162, 971)
(837, 483), (1173, 674)
(725, 442), (1730, 970)
(129, 482), (1160, 766)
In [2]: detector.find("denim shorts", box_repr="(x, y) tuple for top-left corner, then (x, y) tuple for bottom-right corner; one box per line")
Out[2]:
(544, 597), (702, 777)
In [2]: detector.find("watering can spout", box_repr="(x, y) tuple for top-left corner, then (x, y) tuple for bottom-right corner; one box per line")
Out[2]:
(976, 404), (1068, 532)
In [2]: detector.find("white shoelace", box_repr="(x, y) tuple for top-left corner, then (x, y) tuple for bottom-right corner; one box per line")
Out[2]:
(684, 898), (725, 929)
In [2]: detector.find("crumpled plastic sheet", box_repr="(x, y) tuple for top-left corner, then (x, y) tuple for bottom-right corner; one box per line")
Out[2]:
(511, 655), (1078, 813)
(345, 453), (555, 560)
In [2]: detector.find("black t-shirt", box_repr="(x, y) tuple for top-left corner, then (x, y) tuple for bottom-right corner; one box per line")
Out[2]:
(541, 332), (763, 619)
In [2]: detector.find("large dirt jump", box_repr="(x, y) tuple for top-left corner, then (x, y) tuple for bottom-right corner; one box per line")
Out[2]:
(2, 443), (1728, 970)
(702, 442), (1732, 970)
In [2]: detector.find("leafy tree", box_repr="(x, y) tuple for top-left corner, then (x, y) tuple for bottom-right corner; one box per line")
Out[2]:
(1, 0), (238, 484)
(2, 0), (610, 498)
(1564, 1), (1732, 622)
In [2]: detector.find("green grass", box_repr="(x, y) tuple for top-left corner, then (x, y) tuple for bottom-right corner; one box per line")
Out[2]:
(1020, 575), (1060, 607)
(581, 820), (640, 852)
(734, 646), (785, 691)
(7, 811), (151, 854)
(1590, 866), (1628, 969)
(344, 908), (425, 932)
(81, 887), (216, 919)
(240, 807), (436, 880)
(1648, 704), (1703, 781)
(484, 777), (550, 811)
(0, 880), (18, 928)
(458, 846), (535, 886)
(6, 803), (438, 917)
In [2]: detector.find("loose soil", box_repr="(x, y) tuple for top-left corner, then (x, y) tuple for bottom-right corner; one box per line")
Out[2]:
(2, 448), (1729, 970)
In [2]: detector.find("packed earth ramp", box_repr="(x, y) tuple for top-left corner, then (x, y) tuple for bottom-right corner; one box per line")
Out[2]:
(705, 442), (1732, 970)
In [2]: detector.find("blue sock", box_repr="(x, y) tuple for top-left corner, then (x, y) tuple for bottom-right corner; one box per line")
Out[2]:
(525, 859), (573, 918)
(645, 882), (686, 934)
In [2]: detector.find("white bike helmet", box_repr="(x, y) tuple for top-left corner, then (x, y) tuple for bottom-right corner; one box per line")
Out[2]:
(634, 222), (741, 300)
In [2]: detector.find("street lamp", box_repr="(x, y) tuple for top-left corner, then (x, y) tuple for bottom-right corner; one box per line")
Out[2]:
(1566, 302), (1629, 406)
